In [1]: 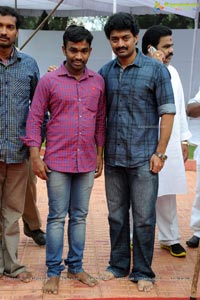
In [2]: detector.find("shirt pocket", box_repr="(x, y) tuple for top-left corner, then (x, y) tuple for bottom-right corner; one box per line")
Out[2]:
(13, 77), (30, 98)
(85, 88), (101, 112)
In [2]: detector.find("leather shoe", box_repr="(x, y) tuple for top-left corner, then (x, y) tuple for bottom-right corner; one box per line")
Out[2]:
(186, 235), (199, 248)
(23, 220), (46, 246)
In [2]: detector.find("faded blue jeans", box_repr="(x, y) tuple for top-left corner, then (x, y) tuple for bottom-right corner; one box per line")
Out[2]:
(46, 170), (94, 277)
(105, 163), (158, 282)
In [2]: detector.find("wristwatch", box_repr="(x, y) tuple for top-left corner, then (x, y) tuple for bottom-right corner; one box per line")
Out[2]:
(154, 151), (168, 161)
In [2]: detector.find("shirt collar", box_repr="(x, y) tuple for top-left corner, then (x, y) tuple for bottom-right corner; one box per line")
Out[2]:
(7, 47), (22, 62)
(113, 48), (144, 69)
(0, 47), (16, 64)
(9, 47), (15, 59)
(57, 62), (93, 79)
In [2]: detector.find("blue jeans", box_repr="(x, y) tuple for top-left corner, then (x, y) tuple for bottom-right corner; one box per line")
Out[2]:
(105, 163), (158, 281)
(46, 171), (94, 277)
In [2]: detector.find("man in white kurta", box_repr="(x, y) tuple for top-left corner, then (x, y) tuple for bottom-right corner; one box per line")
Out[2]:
(157, 65), (191, 256)
(142, 25), (191, 257)
(186, 89), (200, 248)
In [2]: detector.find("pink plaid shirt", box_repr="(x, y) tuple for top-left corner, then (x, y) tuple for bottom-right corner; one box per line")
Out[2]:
(23, 63), (106, 173)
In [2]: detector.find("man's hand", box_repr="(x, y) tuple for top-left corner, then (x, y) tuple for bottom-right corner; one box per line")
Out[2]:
(31, 157), (51, 180)
(95, 155), (103, 178)
(181, 143), (189, 162)
(148, 47), (165, 63)
(150, 154), (165, 173)
(47, 65), (57, 72)
(30, 146), (51, 180)
(31, 156), (51, 180)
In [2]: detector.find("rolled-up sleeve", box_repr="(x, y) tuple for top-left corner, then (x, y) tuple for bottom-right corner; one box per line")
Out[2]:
(156, 64), (176, 116)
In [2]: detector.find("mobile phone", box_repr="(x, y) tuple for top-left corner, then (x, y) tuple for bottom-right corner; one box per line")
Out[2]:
(148, 46), (157, 54)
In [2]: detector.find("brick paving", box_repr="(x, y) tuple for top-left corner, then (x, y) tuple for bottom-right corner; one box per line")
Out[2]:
(0, 162), (199, 299)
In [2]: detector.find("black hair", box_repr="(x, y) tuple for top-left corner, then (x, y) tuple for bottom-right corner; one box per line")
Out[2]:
(104, 12), (139, 39)
(63, 25), (93, 48)
(0, 6), (21, 29)
(142, 25), (172, 54)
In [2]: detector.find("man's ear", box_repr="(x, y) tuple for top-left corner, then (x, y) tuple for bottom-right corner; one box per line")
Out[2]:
(16, 29), (19, 39)
(62, 45), (66, 55)
(134, 34), (139, 45)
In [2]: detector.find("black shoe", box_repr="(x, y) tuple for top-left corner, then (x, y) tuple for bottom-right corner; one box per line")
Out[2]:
(160, 243), (186, 257)
(186, 235), (199, 248)
(23, 221), (46, 246)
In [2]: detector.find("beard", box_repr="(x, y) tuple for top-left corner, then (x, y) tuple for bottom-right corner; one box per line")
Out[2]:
(0, 43), (11, 48)
(0, 37), (12, 48)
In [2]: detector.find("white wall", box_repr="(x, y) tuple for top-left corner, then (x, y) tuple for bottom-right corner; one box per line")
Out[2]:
(18, 30), (111, 76)
(18, 29), (200, 101)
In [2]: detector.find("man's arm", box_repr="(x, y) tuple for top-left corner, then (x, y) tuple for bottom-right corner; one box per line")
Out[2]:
(150, 113), (174, 173)
(94, 76), (106, 179)
(186, 90), (200, 118)
(187, 103), (200, 118)
(95, 146), (104, 178)
(22, 76), (50, 180)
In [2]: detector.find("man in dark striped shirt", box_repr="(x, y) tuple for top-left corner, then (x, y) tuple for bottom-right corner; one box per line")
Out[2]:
(0, 6), (39, 282)
(99, 12), (176, 292)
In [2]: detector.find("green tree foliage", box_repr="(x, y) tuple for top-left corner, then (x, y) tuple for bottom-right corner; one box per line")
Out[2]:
(20, 11), (73, 30)
(136, 13), (197, 29)
(20, 12), (199, 30)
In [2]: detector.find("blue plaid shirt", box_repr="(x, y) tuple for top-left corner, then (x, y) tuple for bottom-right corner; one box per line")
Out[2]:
(99, 49), (176, 168)
(0, 47), (39, 163)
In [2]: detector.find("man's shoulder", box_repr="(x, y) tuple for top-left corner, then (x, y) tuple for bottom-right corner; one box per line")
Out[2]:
(137, 53), (170, 81)
(138, 52), (168, 76)
(41, 64), (64, 80)
(99, 59), (116, 77)
(138, 50), (161, 66)
(17, 51), (37, 64)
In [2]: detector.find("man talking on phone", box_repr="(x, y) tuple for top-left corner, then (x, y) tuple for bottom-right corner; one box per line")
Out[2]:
(142, 25), (191, 258)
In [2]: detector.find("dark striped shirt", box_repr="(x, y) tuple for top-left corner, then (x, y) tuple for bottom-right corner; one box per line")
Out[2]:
(99, 49), (176, 168)
(0, 48), (39, 163)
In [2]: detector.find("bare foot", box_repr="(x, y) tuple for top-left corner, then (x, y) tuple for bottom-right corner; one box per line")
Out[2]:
(137, 280), (153, 292)
(43, 276), (60, 294)
(16, 271), (32, 283)
(67, 271), (98, 287)
(101, 271), (115, 281)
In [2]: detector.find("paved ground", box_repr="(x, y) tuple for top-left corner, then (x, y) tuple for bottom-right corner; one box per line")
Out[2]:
(0, 162), (199, 299)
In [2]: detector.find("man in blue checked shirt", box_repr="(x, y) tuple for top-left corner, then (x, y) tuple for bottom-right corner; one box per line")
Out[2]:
(99, 12), (176, 292)
(0, 6), (40, 282)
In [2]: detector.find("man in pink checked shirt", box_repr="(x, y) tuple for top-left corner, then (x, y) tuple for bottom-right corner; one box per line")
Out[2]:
(22, 25), (106, 295)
